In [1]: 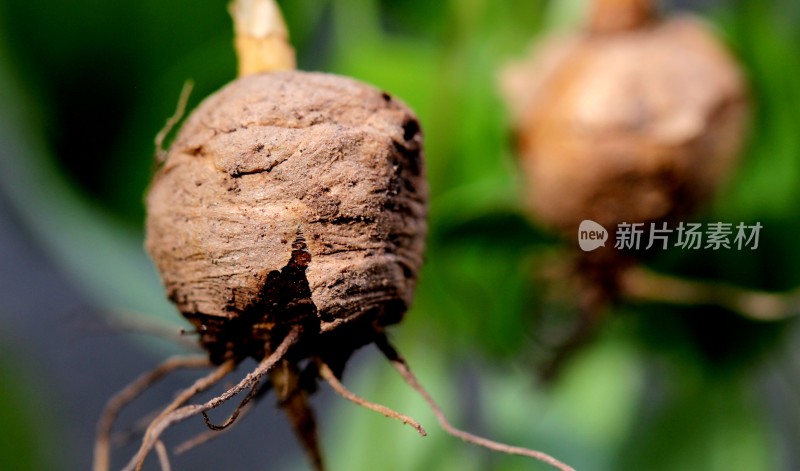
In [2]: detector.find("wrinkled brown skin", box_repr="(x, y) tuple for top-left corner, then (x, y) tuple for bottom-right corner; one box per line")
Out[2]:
(502, 15), (750, 380)
(503, 16), (749, 235)
(146, 71), (427, 366)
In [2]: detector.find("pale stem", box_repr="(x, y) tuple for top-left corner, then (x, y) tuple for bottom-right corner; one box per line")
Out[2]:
(229, 0), (297, 76)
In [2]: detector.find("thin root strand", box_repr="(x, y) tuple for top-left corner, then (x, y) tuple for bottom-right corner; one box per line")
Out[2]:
(93, 355), (210, 471)
(154, 441), (172, 471)
(202, 380), (261, 430)
(123, 326), (302, 471)
(123, 358), (236, 471)
(174, 382), (271, 455)
(155, 80), (194, 164)
(375, 335), (576, 471)
(316, 359), (427, 437)
(273, 360), (325, 471)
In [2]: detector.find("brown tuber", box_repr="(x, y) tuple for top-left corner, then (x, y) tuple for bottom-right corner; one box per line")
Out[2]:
(502, 0), (750, 235)
(95, 1), (575, 470)
(146, 71), (427, 366)
(120, 71), (431, 471)
(501, 0), (751, 381)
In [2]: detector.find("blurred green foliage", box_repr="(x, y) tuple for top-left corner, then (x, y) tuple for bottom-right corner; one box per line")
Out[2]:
(1, 0), (800, 470)
(0, 331), (57, 471)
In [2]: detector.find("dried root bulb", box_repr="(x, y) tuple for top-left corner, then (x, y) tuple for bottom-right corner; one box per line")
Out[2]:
(502, 0), (755, 380)
(146, 70), (427, 364)
(95, 1), (575, 470)
(503, 0), (750, 234)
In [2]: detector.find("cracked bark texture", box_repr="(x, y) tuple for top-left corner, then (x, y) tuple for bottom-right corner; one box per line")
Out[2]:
(146, 71), (427, 362)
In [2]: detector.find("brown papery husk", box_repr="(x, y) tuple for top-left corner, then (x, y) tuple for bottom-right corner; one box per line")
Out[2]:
(503, 15), (750, 237)
(146, 71), (427, 365)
